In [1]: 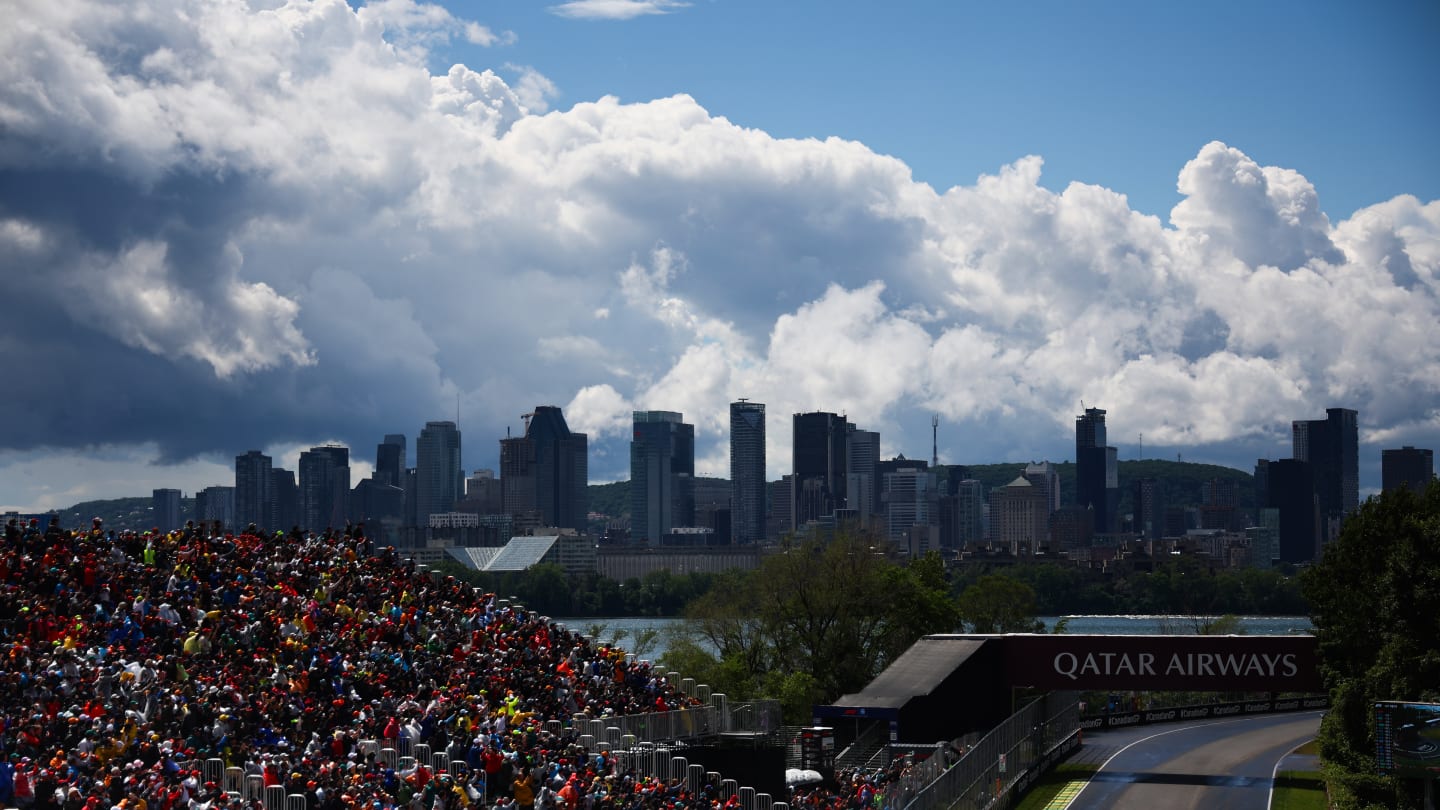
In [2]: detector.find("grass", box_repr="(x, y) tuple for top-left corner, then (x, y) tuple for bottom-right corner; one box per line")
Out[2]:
(1012, 763), (1099, 810)
(1271, 770), (1328, 810)
(1291, 740), (1321, 756)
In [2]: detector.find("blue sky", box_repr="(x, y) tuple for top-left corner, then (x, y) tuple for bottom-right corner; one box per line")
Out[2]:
(446, 0), (1439, 220)
(0, 0), (1437, 510)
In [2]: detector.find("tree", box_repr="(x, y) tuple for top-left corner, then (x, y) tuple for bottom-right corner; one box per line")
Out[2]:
(668, 530), (960, 721)
(1302, 480), (1440, 809)
(955, 573), (1044, 633)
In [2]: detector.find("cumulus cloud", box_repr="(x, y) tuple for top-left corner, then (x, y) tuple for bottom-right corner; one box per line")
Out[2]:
(548, 0), (692, 21)
(0, 0), (1437, 509)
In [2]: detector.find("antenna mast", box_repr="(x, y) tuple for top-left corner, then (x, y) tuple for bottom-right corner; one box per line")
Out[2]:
(932, 414), (939, 467)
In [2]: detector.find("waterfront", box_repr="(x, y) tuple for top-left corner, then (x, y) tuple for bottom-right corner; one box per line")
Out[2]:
(556, 614), (1316, 663)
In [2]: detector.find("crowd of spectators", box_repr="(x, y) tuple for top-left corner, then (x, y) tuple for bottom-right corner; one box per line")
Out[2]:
(0, 517), (736, 810)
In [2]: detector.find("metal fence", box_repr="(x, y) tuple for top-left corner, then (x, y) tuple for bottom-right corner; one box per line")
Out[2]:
(572, 696), (784, 745)
(899, 693), (1080, 810)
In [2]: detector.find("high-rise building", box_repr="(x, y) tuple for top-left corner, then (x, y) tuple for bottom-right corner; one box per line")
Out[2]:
(416, 421), (462, 528)
(462, 469), (504, 514)
(235, 450), (273, 530)
(195, 486), (235, 529)
(299, 445), (350, 531)
(1382, 446), (1433, 493)
(152, 488), (182, 533)
(1023, 461), (1060, 515)
(846, 427), (881, 520)
(500, 406), (588, 530)
(1131, 477), (1164, 538)
(375, 434), (406, 488)
(990, 476), (1048, 556)
(272, 468), (298, 531)
(730, 401), (767, 543)
(630, 411), (695, 545)
(1292, 407), (1358, 543)
(952, 479), (986, 548)
(1259, 458), (1319, 563)
(792, 411), (849, 528)
(1075, 408), (1118, 533)
(1199, 477), (1240, 531)
(882, 465), (937, 545)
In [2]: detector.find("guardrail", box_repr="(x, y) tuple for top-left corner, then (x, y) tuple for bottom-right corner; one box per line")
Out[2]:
(1080, 694), (1330, 730)
(899, 693), (1080, 810)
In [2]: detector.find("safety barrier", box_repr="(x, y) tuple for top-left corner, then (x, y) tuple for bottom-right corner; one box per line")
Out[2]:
(900, 692), (1080, 810)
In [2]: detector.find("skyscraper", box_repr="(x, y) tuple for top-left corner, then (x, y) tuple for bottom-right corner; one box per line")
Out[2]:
(882, 465), (936, 545)
(1382, 446), (1433, 493)
(730, 400), (767, 543)
(375, 434), (406, 488)
(152, 488), (182, 533)
(630, 411), (695, 545)
(272, 467), (298, 531)
(1075, 408), (1118, 533)
(1261, 458), (1319, 563)
(792, 411), (849, 527)
(416, 421), (462, 527)
(1293, 407), (1358, 542)
(846, 427), (881, 520)
(990, 476), (1048, 556)
(500, 406), (588, 530)
(235, 450), (273, 530)
(299, 445), (350, 531)
(1131, 477), (1164, 538)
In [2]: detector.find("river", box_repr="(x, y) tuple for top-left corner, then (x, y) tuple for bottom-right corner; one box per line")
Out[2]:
(554, 615), (1315, 663)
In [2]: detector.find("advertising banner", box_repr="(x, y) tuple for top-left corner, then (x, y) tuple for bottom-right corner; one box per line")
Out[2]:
(1002, 634), (1322, 692)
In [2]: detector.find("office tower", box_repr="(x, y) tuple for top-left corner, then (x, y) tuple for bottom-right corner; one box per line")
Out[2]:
(152, 488), (182, 533)
(730, 401), (767, 543)
(272, 468), (298, 531)
(1199, 476), (1240, 531)
(375, 434), (406, 488)
(883, 465), (937, 545)
(1382, 446), (1433, 493)
(691, 477), (732, 542)
(1260, 458), (1319, 563)
(1292, 407), (1358, 542)
(768, 476), (794, 540)
(1131, 477), (1163, 539)
(235, 450), (273, 530)
(630, 411), (696, 545)
(952, 479), (986, 548)
(846, 427), (881, 520)
(1075, 408), (1118, 533)
(464, 469), (504, 514)
(350, 478), (404, 537)
(792, 411), (849, 527)
(299, 445), (350, 531)
(195, 486), (235, 529)
(500, 406), (588, 530)
(1021, 462), (1059, 514)
(416, 421), (462, 527)
(990, 476), (1048, 556)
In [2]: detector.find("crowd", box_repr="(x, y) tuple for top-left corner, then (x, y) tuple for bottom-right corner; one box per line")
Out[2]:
(0, 517), (733, 810)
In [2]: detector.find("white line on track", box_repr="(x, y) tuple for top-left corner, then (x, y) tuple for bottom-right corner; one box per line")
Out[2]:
(1068, 711), (1325, 809)
(1267, 736), (1317, 810)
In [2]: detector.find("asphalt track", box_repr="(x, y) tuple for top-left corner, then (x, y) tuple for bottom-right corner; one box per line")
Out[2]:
(1063, 711), (1323, 810)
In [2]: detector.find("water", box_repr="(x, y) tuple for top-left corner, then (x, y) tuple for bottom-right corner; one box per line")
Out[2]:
(555, 615), (1314, 663)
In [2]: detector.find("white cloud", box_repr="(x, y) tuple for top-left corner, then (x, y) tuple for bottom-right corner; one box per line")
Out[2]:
(548, 0), (691, 21)
(0, 0), (1436, 508)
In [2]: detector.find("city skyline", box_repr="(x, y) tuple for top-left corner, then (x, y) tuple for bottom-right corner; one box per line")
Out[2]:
(2, 0), (1438, 511)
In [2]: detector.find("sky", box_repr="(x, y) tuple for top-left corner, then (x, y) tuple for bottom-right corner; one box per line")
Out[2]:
(1, 0), (1438, 512)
